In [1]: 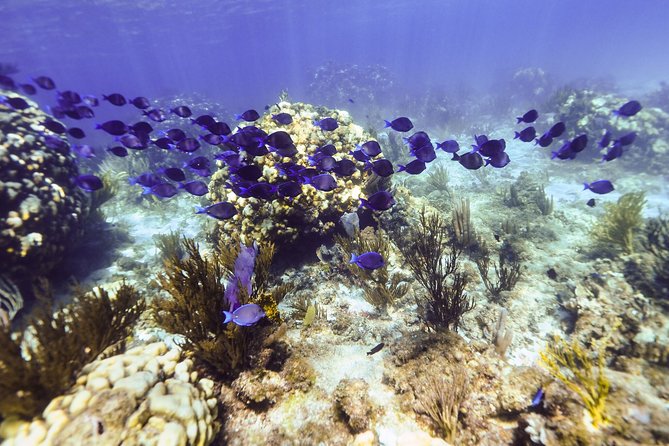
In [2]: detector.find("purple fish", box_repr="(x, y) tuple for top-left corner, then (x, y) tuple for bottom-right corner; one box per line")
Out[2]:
(617, 132), (636, 146)
(222, 303), (265, 326)
(436, 139), (459, 153)
(239, 182), (275, 200)
(192, 114), (216, 129)
(73, 144), (95, 158)
(159, 167), (186, 182)
(411, 144), (436, 163)
(272, 113), (293, 125)
(208, 121), (232, 136)
(176, 137), (200, 153)
(583, 180), (614, 195)
(314, 117), (339, 131)
(103, 93), (126, 106)
(535, 132), (553, 147)
(75, 174), (103, 192)
(33, 76), (56, 90)
(130, 96), (150, 109)
(195, 202), (237, 220)
(306, 173), (337, 191)
(143, 108), (167, 122)
(153, 137), (174, 150)
(143, 183), (178, 198)
(548, 121), (566, 138)
(96, 120), (128, 136)
(236, 109), (260, 122)
(598, 130), (612, 149)
(3, 96), (30, 110)
(453, 152), (483, 170)
(384, 117), (413, 132)
(131, 121), (154, 135)
(601, 142), (623, 162)
(107, 146), (128, 157)
(129, 172), (162, 188)
(350, 252), (384, 270)
(316, 144), (337, 156)
(233, 164), (263, 181)
(266, 131), (294, 150)
(277, 181), (302, 198)
(234, 242), (258, 297)
(477, 139), (505, 157)
(179, 180), (208, 196)
(184, 156), (210, 170)
(398, 159), (426, 175)
(119, 134), (146, 149)
(365, 159), (394, 177)
(360, 190), (395, 211)
(360, 140), (382, 157)
(333, 159), (357, 177)
(404, 131), (431, 149)
(67, 127), (86, 139)
(486, 152), (510, 168)
(171, 105), (192, 118)
(43, 119), (66, 134)
(516, 109), (538, 124)
(19, 84), (37, 95)
(570, 134), (588, 153)
(514, 126), (536, 142)
(614, 100), (642, 117)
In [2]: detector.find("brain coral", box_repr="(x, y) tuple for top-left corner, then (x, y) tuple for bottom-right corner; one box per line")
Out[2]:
(208, 101), (381, 246)
(0, 92), (87, 278)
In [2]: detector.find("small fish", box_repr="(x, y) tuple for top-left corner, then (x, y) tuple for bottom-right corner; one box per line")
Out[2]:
(583, 180), (614, 195)
(118, 134), (146, 149)
(33, 76), (56, 90)
(3, 96), (30, 110)
(384, 116), (413, 132)
(236, 109), (260, 122)
(486, 152), (510, 168)
(405, 131), (431, 149)
(570, 134), (588, 153)
(159, 167), (186, 182)
(130, 121), (153, 135)
(184, 156), (210, 171)
(547, 121), (566, 138)
(453, 152), (483, 170)
(436, 139), (459, 153)
(102, 93), (126, 106)
(266, 131), (294, 151)
(616, 132), (636, 146)
(360, 140), (383, 157)
(614, 100), (642, 117)
(598, 130), (612, 149)
(350, 252), (385, 270)
(601, 142), (623, 162)
(332, 159), (357, 177)
(477, 139), (505, 157)
(59, 90), (82, 104)
(367, 342), (384, 356)
(192, 114), (216, 129)
(349, 148), (369, 162)
(195, 202), (237, 220)
(143, 108), (167, 122)
(171, 105), (192, 118)
(176, 138), (200, 153)
(19, 83), (37, 95)
(530, 388), (544, 407)
(73, 144), (95, 158)
(164, 128), (185, 141)
(223, 303), (265, 326)
(310, 154), (336, 171)
(305, 173), (337, 191)
(360, 190), (395, 211)
(153, 137), (174, 150)
(67, 127), (86, 139)
(546, 268), (558, 280)
(411, 144), (437, 163)
(239, 182), (276, 200)
(208, 121), (232, 136)
(516, 109), (538, 124)
(43, 135), (69, 152)
(314, 117), (339, 131)
(107, 146), (128, 157)
(129, 172), (162, 188)
(316, 144), (337, 156)
(200, 133), (223, 145)
(143, 182), (178, 198)
(535, 132), (553, 148)
(43, 119), (67, 134)
(586, 198), (596, 207)
(130, 96), (151, 109)
(514, 126), (536, 142)
(365, 159), (394, 177)
(272, 112), (293, 125)
(551, 141), (574, 160)
(0, 75), (15, 90)
(348, 98), (355, 103)
(179, 180), (208, 196)
(82, 95), (99, 107)
(233, 164), (263, 181)
(277, 181), (302, 198)
(75, 174), (103, 192)
(96, 120), (128, 136)
(397, 159), (426, 175)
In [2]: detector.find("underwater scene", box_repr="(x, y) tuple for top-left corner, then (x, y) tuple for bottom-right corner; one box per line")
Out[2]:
(1, 0), (669, 445)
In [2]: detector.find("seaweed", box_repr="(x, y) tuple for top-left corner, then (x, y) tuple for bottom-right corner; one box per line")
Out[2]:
(540, 335), (610, 428)
(641, 216), (669, 298)
(335, 228), (410, 311)
(0, 280), (144, 418)
(426, 165), (451, 193)
(534, 185), (554, 216)
(0, 275), (22, 329)
(591, 191), (645, 254)
(415, 365), (469, 443)
(452, 198), (476, 250)
(397, 207), (474, 331)
(154, 230), (186, 263)
(151, 237), (289, 378)
(474, 240), (523, 302)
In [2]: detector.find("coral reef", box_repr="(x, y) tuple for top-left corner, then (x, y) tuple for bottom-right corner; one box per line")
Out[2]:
(208, 101), (379, 246)
(641, 216), (669, 300)
(333, 378), (374, 433)
(474, 240), (523, 302)
(540, 335), (610, 428)
(0, 92), (88, 279)
(0, 275), (22, 328)
(0, 342), (218, 446)
(0, 281), (144, 419)
(591, 191), (645, 254)
(396, 207), (474, 331)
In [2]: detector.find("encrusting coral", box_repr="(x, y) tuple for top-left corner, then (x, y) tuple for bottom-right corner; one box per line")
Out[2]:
(396, 207), (474, 331)
(539, 335), (610, 428)
(591, 191), (646, 254)
(0, 280), (144, 418)
(151, 237), (290, 378)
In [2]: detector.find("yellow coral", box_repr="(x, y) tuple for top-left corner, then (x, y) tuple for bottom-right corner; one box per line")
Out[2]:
(591, 191), (646, 254)
(539, 336), (610, 428)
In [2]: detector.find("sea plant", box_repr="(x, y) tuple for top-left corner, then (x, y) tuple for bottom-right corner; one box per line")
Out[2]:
(415, 365), (469, 443)
(641, 216), (669, 298)
(540, 335), (610, 428)
(0, 275), (22, 328)
(534, 185), (554, 216)
(151, 237), (289, 378)
(591, 191), (646, 254)
(474, 240), (523, 302)
(426, 164), (451, 193)
(0, 280), (144, 418)
(154, 230), (185, 264)
(336, 227), (410, 311)
(397, 207), (474, 331)
(452, 198), (476, 250)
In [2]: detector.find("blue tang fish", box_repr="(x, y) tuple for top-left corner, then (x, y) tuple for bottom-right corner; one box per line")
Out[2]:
(223, 303), (265, 327)
(350, 252), (385, 270)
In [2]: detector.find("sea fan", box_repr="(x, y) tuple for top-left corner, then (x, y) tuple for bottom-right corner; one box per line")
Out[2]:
(0, 275), (23, 328)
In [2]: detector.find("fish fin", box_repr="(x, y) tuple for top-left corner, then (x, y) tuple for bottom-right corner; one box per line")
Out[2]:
(359, 198), (368, 208)
(194, 205), (206, 214)
(514, 131), (520, 139)
(383, 120), (392, 128)
(583, 183), (589, 190)
(141, 187), (151, 195)
(516, 117), (523, 123)
(397, 164), (406, 172)
(349, 253), (357, 264)
(451, 153), (460, 161)
(222, 311), (234, 324)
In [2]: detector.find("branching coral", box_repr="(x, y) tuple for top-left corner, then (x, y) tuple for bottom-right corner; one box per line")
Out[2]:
(0, 280), (144, 418)
(474, 240), (523, 302)
(415, 365), (469, 443)
(452, 198), (476, 250)
(591, 192), (646, 254)
(397, 207), (474, 331)
(539, 335), (610, 428)
(336, 227), (409, 311)
(151, 238), (290, 378)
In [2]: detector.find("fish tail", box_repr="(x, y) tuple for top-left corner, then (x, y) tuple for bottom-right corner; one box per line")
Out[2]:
(194, 205), (206, 214)
(141, 186), (151, 195)
(583, 182), (590, 191)
(383, 120), (392, 128)
(222, 311), (233, 324)
(451, 153), (460, 161)
(359, 198), (368, 208)
(514, 131), (520, 139)
(516, 117), (523, 123)
(397, 164), (406, 172)
(349, 253), (357, 264)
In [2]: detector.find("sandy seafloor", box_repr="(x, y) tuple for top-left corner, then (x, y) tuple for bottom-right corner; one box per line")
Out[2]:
(42, 120), (669, 445)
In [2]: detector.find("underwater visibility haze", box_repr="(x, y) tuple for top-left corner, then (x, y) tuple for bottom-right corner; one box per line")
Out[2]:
(1, 1), (669, 445)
